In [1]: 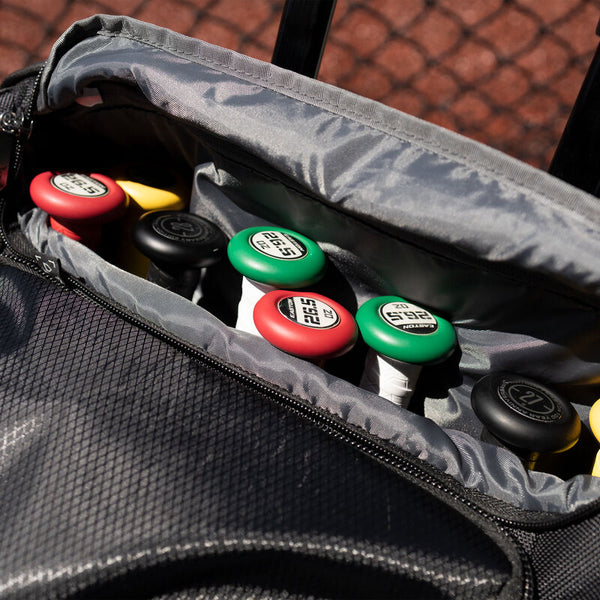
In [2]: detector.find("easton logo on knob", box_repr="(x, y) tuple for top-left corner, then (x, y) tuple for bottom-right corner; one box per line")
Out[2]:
(379, 301), (439, 335)
(249, 230), (308, 260)
(278, 296), (340, 329)
(151, 213), (216, 243)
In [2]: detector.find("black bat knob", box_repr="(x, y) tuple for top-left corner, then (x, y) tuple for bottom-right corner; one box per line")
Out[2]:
(132, 210), (227, 299)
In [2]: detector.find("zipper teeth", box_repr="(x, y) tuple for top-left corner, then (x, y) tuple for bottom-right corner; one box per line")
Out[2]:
(52, 268), (595, 535)
(11, 64), (45, 174)
(61, 278), (537, 598)
(0, 261), (535, 600)
(0, 199), (595, 539)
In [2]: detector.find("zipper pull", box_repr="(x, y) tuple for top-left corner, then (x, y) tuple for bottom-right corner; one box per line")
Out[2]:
(32, 251), (64, 283)
(0, 108), (27, 190)
(0, 108), (26, 134)
(0, 63), (43, 191)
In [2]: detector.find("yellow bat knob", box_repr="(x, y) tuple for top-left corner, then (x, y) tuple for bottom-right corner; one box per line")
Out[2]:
(589, 399), (600, 477)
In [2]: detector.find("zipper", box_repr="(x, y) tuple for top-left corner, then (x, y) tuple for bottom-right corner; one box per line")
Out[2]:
(0, 109), (26, 135)
(0, 57), (591, 600)
(7, 63), (45, 178)
(2, 203), (597, 542)
(9, 254), (536, 598)
(0, 62), (44, 199)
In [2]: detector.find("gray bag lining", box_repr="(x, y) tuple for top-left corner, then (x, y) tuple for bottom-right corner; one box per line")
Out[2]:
(21, 14), (600, 513)
(19, 193), (600, 516)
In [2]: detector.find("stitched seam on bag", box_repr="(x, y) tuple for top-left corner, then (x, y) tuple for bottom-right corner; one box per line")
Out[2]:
(94, 29), (466, 153)
(92, 29), (598, 228)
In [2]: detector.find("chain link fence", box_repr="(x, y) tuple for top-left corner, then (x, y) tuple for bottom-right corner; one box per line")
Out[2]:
(1, 0), (599, 169)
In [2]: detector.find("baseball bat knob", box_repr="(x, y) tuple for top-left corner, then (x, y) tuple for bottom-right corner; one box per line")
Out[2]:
(29, 171), (128, 248)
(253, 290), (358, 364)
(471, 372), (581, 470)
(132, 210), (227, 299)
(588, 399), (600, 476)
(355, 296), (456, 407)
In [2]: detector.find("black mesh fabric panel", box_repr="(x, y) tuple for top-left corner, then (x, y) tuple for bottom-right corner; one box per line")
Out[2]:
(0, 265), (521, 599)
(509, 513), (600, 600)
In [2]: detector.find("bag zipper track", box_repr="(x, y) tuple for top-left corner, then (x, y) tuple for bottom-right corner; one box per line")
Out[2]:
(0, 208), (592, 541)
(0, 64), (44, 179)
(0, 249), (534, 600)
(12, 254), (536, 599)
(0, 61), (593, 599)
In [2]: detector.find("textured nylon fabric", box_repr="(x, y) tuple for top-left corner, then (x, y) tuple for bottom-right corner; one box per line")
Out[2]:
(0, 265), (521, 599)
(509, 512), (600, 600)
